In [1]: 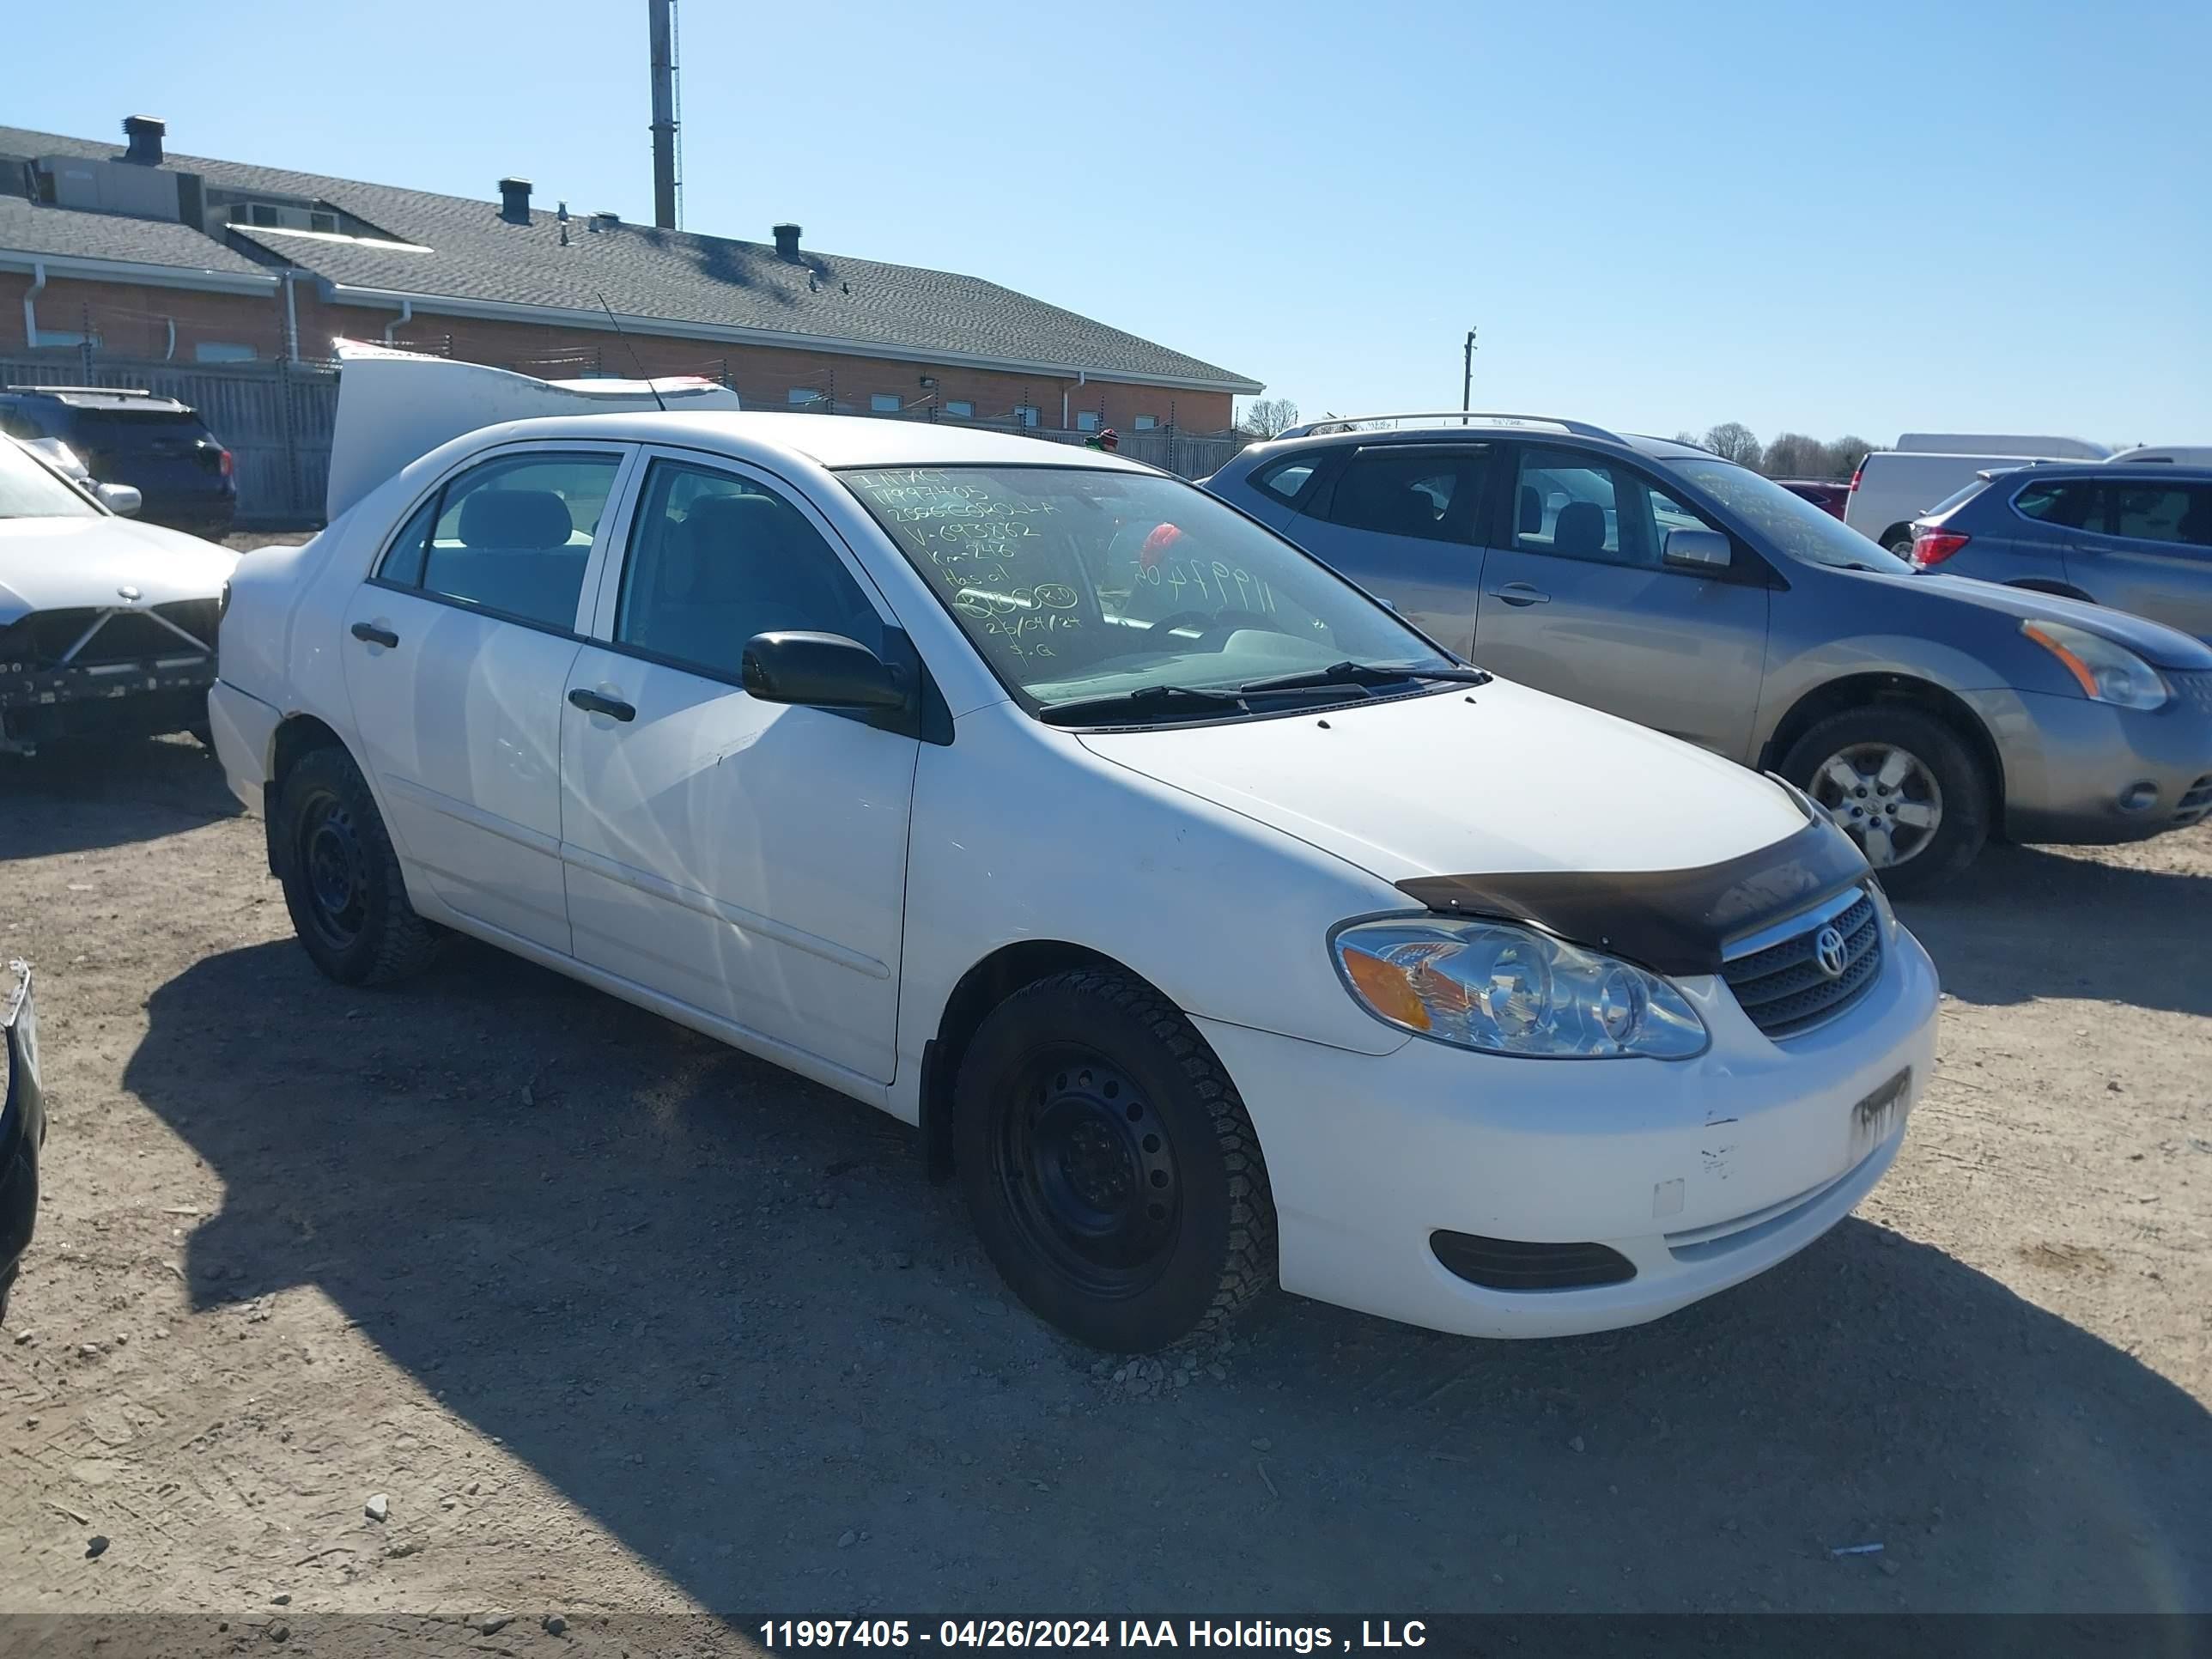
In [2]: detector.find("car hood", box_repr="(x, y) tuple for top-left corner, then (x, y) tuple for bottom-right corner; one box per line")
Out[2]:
(1843, 565), (2212, 669)
(1078, 677), (1810, 884)
(0, 515), (238, 619)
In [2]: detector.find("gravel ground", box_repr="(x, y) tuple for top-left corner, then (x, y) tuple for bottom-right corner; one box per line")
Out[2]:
(1, 734), (2206, 1634)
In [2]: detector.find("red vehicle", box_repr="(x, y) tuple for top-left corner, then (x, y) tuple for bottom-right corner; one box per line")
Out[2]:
(1775, 478), (1849, 519)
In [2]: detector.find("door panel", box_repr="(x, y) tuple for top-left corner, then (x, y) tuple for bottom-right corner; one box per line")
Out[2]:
(1283, 445), (1492, 657)
(1471, 446), (1769, 758)
(2070, 483), (2212, 639)
(558, 452), (918, 1084)
(337, 445), (633, 951)
(559, 654), (915, 1081)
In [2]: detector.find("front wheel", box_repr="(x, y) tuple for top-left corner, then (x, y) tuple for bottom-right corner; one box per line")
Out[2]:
(1784, 706), (1990, 896)
(274, 744), (443, 985)
(953, 969), (1276, 1352)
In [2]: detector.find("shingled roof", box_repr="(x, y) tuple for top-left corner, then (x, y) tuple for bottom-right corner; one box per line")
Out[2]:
(0, 124), (1259, 393)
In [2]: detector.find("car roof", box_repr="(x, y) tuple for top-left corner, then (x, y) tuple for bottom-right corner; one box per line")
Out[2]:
(1993, 459), (2212, 483)
(1239, 421), (1723, 468)
(1, 385), (193, 414)
(469, 410), (1155, 472)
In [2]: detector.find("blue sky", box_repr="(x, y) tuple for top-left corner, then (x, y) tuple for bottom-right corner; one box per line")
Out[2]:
(15, 0), (2209, 445)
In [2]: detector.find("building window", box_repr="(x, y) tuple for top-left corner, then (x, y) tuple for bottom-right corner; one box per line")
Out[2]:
(787, 387), (825, 408)
(1133, 414), (1158, 431)
(1075, 411), (1101, 433)
(870, 393), (902, 413)
(194, 343), (258, 363)
(1012, 405), (1040, 428)
(944, 400), (975, 419)
(29, 327), (100, 349)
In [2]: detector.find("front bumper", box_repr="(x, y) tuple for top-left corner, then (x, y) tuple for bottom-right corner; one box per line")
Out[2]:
(0, 659), (216, 752)
(1968, 686), (2212, 843)
(1195, 925), (1940, 1340)
(1, 964), (45, 1317)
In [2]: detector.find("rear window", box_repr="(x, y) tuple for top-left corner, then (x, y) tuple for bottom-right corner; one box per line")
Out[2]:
(69, 409), (211, 437)
(1923, 479), (1993, 520)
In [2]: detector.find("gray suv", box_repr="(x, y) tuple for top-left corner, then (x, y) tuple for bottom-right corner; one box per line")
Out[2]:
(1908, 463), (2212, 642)
(1204, 414), (2212, 894)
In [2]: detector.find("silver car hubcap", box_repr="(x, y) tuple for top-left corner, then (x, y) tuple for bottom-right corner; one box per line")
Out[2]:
(1809, 743), (1942, 869)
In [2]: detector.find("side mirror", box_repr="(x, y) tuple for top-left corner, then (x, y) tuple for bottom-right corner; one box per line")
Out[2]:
(1662, 526), (1730, 572)
(94, 482), (143, 518)
(741, 631), (908, 711)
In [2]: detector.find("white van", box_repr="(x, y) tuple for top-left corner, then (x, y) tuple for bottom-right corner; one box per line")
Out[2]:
(1845, 449), (2090, 551)
(2108, 444), (2212, 466)
(1894, 433), (2110, 460)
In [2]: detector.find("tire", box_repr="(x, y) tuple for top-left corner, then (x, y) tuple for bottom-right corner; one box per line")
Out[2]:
(1884, 532), (1917, 558)
(274, 744), (443, 985)
(953, 968), (1276, 1352)
(1784, 705), (1990, 896)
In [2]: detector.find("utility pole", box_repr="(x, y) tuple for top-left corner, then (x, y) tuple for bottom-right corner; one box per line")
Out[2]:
(1461, 326), (1477, 423)
(648, 0), (680, 229)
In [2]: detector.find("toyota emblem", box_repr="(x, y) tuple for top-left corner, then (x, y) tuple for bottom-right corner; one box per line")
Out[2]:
(1813, 924), (1849, 980)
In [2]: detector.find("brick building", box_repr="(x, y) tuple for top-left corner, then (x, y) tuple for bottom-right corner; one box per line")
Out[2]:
(0, 116), (1259, 436)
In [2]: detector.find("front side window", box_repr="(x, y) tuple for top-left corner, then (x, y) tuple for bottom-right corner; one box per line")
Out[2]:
(2013, 479), (2098, 530)
(841, 465), (1462, 720)
(2110, 483), (2212, 550)
(617, 460), (884, 680)
(380, 452), (620, 630)
(1513, 447), (1628, 563)
(1321, 447), (1485, 545)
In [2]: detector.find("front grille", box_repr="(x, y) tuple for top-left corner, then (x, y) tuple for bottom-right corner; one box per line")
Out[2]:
(1429, 1231), (1636, 1291)
(2177, 775), (2212, 825)
(0, 600), (216, 671)
(1721, 889), (1882, 1039)
(2170, 670), (2212, 716)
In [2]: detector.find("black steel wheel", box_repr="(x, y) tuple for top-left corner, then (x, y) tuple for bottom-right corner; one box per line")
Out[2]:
(955, 969), (1275, 1351)
(275, 744), (443, 985)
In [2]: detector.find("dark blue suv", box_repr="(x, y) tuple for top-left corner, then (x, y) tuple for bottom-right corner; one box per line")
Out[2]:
(0, 386), (236, 538)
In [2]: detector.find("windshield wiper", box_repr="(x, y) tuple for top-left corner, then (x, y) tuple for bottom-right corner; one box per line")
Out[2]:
(1038, 684), (1250, 726)
(1238, 659), (1492, 696)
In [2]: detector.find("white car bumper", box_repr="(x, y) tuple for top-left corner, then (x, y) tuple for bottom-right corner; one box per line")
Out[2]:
(1194, 924), (1940, 1340)
(207, 678), (283, 815)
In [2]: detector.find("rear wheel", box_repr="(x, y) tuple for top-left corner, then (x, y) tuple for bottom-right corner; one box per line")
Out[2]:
(1784, 706), (1990, 896)
(954, 969), (1275, 1352)
(275, 744), (442, 985)
(1884, 531), (1917, 558)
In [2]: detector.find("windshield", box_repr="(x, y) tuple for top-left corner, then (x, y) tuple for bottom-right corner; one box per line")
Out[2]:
(1667, 457), (1915, 574)
(840, 465), (1462, 718)
(0, 437), (102, 521)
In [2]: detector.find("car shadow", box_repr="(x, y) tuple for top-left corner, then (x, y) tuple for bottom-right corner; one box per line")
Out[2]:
(0, 735), (242, 860)
(1896, 842), (2212, 1017)
(120, 938), (2212, 1616)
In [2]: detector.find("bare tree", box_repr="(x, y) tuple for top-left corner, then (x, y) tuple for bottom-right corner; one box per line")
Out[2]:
(1672, 429), (1711, 452)
(1702, 422), (1764, 469)
(1239, 398), (1301, 439)
(1821, 436), (1875, 480)
(1761, 431), (1824, 478)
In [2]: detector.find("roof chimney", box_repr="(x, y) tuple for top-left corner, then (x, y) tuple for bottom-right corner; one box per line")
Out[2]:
(122, 114), (167, 167)
(591, 209), (621, 231)
(498, 177), (533, 223)
(772, 222), (802, 259)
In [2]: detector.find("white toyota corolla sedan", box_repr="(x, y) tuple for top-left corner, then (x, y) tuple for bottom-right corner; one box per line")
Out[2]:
(211, 408), (1939, 1351)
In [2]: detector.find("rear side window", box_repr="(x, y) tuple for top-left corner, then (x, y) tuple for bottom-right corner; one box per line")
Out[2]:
(0, 406), (42, 441)
(1316, 447), (1486, 544)
(379, 452), (622, 631)
(2110, 483), (2212, 549)
(2012, 479), (2098, 530)
(1253, 454), (1322, 505)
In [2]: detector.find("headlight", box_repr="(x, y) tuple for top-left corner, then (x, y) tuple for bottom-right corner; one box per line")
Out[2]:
(2022, 619), (2167, 711)
(1333, 917), (1707, 1060)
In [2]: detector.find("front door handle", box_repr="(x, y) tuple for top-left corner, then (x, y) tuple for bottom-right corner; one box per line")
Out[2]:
(568, 687), (635, 722)
(349, 620), (399, 648)
(1487, 582), (1551, 607)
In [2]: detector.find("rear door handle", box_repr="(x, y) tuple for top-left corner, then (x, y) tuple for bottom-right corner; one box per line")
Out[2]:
(349, 620), (399, 648)
(568, 687), (635, 723)
(1487, 582), (1551, 606)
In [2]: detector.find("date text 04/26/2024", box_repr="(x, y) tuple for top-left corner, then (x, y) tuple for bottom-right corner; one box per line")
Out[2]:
(759, 1621), (1430, 1651)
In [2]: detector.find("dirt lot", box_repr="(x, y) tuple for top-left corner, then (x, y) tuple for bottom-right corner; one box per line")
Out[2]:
(2, 734), (2207, 1635)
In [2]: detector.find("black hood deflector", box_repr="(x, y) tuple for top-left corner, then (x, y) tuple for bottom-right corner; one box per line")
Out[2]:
(1393, 807), (1871, 976)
